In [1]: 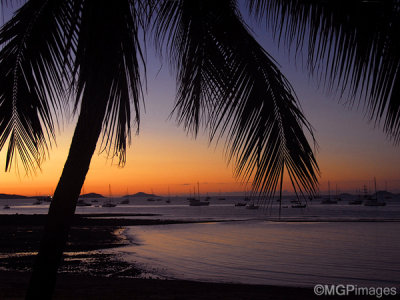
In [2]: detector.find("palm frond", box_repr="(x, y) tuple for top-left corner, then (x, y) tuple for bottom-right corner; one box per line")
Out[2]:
(154, 0), (319, 198)
(248, 0), (400, 143)
(153, 0), (225, 136)
(72, 0), (144, 166)
(0, 0), (75, 174)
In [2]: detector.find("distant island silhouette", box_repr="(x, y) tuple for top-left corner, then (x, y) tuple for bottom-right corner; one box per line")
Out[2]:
(0, 193), (27, 199)
(123, 192), (158, 198)
(79, 192), (159, 198)
(79, 193), (105, 199)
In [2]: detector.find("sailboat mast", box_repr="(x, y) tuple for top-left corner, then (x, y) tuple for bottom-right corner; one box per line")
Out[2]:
(328, 181), (331, 200)
(197, 182), (200, 200)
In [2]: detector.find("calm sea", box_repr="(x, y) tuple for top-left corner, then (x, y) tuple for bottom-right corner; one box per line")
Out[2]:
(1, 195), (400, 287)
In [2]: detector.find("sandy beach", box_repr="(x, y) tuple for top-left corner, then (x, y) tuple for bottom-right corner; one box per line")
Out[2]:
(0, 213), (367, 299)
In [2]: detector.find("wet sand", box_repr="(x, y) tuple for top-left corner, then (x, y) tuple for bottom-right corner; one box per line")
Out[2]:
(0, 214), (362, 299)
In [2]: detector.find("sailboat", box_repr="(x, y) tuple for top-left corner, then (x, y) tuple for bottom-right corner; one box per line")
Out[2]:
(102, 184), (117, 208)
(291, 200), (306, 208)
(349, 188), (363, 205)
(364, 178), (386, 206)
(32, 195), (42, 205)
(321, 181), (338, 204)
(245, 202), (259, 209)
(120, 198), (129, 204)
(76, 185), (91, 206)
(235, 188), (249, 206)
(235, 193), (247, 206)
(165, 187), (171, 203)
(147, 189), (156, 201)
(189, 182), (210, 206)
(120, 188), (130, 204)
(334, 184), (342, 201)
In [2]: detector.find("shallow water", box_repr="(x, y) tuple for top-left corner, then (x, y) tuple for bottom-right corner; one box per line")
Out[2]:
(114, 221), (400, 287)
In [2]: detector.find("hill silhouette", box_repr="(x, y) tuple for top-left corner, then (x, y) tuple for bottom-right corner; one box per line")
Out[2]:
(123, 192), (158, 198)
(79, 193), (105, 198)
(0, 194), (27, 199)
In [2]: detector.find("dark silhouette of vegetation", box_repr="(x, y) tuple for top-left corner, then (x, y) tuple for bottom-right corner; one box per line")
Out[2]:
(0, 0), (398, 298)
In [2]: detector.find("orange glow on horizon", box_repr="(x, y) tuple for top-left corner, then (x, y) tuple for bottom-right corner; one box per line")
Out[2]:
(1, 119), (400, 196)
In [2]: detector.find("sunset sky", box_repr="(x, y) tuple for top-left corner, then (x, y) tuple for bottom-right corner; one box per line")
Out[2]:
(1, 4), (399, 196)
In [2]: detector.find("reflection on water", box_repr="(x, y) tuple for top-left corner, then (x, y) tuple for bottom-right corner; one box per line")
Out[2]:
(113, 221), (400, 287)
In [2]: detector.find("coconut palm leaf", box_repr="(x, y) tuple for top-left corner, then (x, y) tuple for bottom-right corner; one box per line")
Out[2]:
(0, 0), (144, 172)
(0, 0), (76, 174)
(154, 0), (319, 198)
(71, 0), (143, 166)
(249, 0), (400, 143)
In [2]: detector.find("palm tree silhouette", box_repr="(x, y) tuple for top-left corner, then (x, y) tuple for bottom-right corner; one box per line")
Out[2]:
(0, 0), (398, 298)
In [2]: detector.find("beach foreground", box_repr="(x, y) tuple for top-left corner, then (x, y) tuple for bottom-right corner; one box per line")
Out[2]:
(0, 214), (382, 299)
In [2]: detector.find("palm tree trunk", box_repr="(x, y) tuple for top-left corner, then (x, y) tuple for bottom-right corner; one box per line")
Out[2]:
(25, 94), (108, 299)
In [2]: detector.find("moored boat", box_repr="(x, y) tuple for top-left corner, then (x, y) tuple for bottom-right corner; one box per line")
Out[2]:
(349, 199), (363, 205)
(188, 182), (210, 206)
(102, 184), (117, 208)
(102, 202), (117, 208)
(36, 195), (52, 202)
(245, 203), (259, 209)
(321, 181), (337, 204)
(120, 198), (130, 204)
(292, 203), (306, 208)
(189, 199), (210, 206)
(321, 198), (338, 204)
(363, 179), (386, 207)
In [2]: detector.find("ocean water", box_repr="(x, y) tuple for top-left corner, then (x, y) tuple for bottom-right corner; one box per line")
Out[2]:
(114, 221), (400, 287)
(1, 195), (400, 287)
